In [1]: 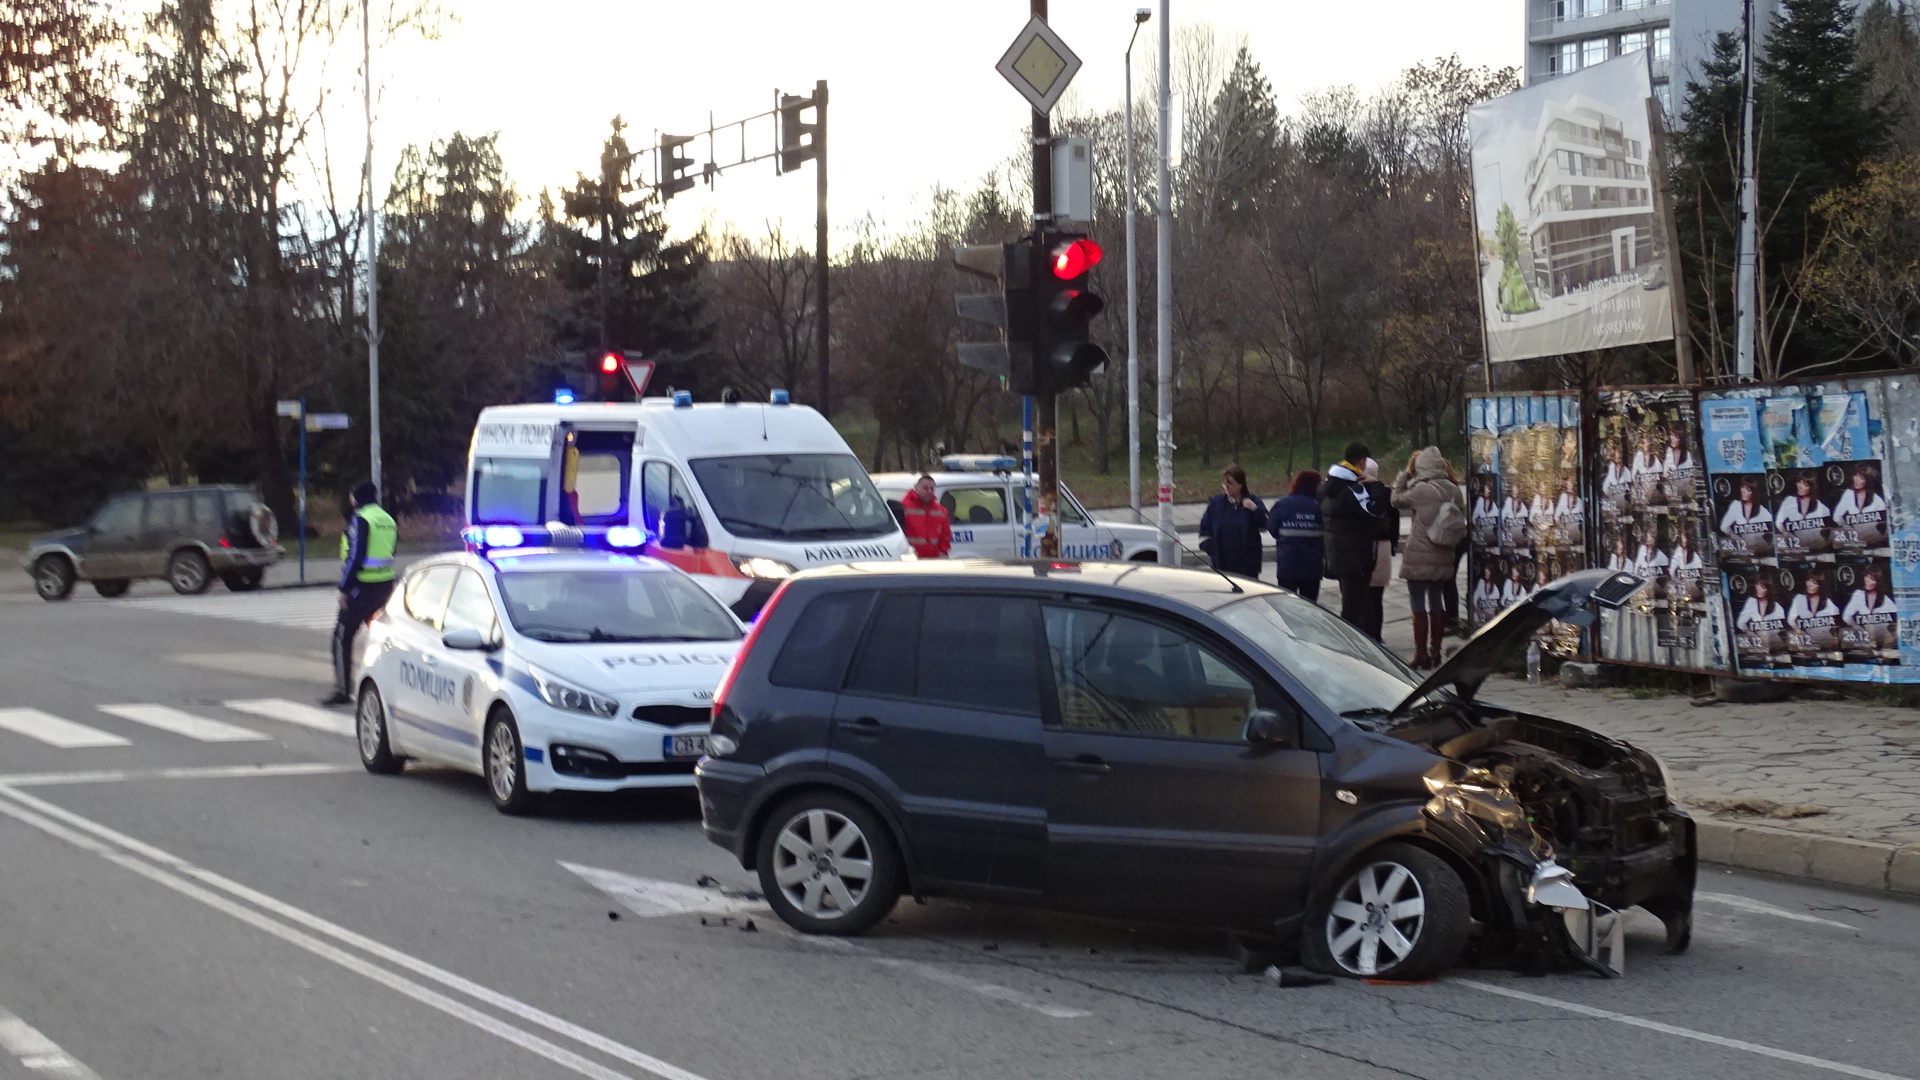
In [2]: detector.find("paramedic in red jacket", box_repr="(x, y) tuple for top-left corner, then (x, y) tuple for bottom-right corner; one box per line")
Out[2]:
(901, 474), (952, 558)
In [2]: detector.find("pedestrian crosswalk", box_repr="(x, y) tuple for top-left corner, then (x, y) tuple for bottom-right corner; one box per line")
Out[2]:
(0, 698), (350, 750)
(117, 589), (340, 632)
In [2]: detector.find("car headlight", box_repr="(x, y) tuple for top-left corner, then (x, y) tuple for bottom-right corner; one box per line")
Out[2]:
(527, 665), (619, 718)
(733, 556), (796, 580)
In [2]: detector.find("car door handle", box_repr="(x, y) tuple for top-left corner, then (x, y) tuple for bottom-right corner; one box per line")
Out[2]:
(846, 716), (888, 737)
(1052, 754), (1110, 775)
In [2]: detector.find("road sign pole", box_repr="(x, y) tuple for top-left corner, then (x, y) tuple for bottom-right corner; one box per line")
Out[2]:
(1031, 0), (1060, 560)
(298, 397), (308, 584)
(815, 80), (831, 419)
(1154, 0), (1175, 565)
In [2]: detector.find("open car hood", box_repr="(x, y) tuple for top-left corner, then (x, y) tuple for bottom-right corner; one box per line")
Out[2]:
(1391, 569), (1647, 717)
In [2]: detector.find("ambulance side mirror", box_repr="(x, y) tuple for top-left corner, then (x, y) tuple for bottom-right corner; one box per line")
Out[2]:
(661, 506), (706, 549)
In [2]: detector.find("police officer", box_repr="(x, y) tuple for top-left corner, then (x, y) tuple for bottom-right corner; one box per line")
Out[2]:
(322, 481), (398, 707)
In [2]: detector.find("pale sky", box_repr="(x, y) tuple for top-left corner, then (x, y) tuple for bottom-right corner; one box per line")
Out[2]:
(375, 1), (1523, 243)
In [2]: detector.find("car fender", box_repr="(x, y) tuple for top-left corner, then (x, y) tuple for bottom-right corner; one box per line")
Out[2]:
(169, 539), (217, 567)
(734, 759), (926, 896)
(26, 543), (85, 578)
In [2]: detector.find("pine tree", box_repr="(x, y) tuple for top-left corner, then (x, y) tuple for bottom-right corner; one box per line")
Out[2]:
(1672, 32), (1746, 373)
(1857, 0), (1920, 153)
(550, 117), (713, 395)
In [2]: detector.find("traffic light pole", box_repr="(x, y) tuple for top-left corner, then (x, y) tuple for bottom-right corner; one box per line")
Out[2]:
(814, 80), (831, 419)
(1031, 0), (1059, 560)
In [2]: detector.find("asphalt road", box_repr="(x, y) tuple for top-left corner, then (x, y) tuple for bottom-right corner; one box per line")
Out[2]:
(0, 585), (1914, 1080)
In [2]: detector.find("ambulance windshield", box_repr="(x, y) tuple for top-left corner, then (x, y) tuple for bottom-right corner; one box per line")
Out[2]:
(690, 454), (895, 541)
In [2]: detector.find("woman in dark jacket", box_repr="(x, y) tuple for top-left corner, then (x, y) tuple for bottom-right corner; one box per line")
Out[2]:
(1199, 465), (1268, 580)
(1267, 470), (1324, 600)
(1320, 442), (1387, 629)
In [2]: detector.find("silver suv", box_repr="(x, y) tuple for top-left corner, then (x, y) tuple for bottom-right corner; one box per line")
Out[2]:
(24, 486), (283, 600)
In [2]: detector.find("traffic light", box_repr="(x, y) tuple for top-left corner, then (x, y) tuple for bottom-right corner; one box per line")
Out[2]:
(1032, 233), (1108, 393)
(598, 352), (622, 400)
(660, 134), (696, 199)
(951, 241), (1036, 393)
(779, 92), (820, 173)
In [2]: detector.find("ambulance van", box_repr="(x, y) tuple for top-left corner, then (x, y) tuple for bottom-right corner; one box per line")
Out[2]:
(464, 393), (908, 616)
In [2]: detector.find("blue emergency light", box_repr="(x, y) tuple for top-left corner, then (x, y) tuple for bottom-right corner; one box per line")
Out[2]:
(770, 389), (790, 405)
(553, 388), (576, 404)
(672, 391), (693, 407)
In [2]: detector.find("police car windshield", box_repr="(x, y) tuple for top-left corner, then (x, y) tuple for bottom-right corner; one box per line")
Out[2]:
(1214, 592), (1429, 721)
(689, 454), (894, 540)
(496, 570), (742, 644)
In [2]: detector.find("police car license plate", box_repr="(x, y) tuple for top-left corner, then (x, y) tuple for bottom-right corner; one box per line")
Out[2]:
(664, 734), (709, 759)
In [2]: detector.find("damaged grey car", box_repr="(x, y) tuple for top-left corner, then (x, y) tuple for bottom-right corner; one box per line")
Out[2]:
(698, 562), (1694, 981)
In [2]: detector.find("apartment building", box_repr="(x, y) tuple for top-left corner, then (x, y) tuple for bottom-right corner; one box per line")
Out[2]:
(1523, 92), (1657, 294)
(1525, 0), (1781, 113)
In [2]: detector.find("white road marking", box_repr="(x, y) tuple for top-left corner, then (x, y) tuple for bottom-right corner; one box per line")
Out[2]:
(1697, 891), (1860, 929)
(223, 698), (354, 738)
(119, 590), (339, 632)
(1457, 979), (1914, 1080)
(0, 709), (130, 749)
(0, 1003), (105, 1079)
(0, 763), (354, 787)
(0, 785), (714, 1080)
(561, 862), (761, 918)
(97, 704), (269, 743)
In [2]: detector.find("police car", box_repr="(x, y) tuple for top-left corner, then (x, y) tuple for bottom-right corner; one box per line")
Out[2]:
(352, 548), (742, 814)
(870, 456), (1161, 561)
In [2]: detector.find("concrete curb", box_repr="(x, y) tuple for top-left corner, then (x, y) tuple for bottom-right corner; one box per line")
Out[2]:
(1694, 815), (1920, 896)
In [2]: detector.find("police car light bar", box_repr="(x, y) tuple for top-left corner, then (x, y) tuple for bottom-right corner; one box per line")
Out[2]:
(460, 525), (526, 549)
(941, 454), (1019, 474)
(605, 526), (645, 548)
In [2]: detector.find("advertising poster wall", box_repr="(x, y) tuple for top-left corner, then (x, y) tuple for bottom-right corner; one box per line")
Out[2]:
(1466, 393), (1584, 654)
(1593, 389), (1733, 672)
(1700, 381), (1910, 681)
(1467, 53), (1675, 363)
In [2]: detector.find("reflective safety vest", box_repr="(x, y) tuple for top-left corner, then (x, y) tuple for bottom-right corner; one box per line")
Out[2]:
(339, 504), (399, 582)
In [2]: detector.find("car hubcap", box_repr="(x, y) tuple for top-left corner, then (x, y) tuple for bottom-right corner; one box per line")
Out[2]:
(488, 723), (518, 801)
(772, 809), (873, 920)
(357, 694), (383, 760)
(36, 565), (63, 596)
(173, 559), (203, 590)
(1326, 860), (1426, 976)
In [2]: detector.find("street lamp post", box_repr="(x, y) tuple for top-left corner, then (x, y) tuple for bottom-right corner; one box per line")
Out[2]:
(363, 0), (381, 494)
(1154, 0), (1175, 564)
(1124, 8), (1149, 524)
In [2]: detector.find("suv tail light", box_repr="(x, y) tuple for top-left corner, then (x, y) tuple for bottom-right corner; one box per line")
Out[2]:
(712, 579), (793, 724)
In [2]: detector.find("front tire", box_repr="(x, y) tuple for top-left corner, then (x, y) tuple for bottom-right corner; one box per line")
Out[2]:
(34, 555), (75, 601)
(167, 549), (212, 595)
(92, 578), (130, 598)
(756, 792), (901, 935)
(1303, 843), (1469, 981)
(484, 710), (540, 816)
(356, 683), (403, 775)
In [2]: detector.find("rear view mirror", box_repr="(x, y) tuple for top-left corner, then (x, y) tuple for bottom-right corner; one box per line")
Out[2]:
(1243, 707), (1299, 748)
(442, 627), (490, 651)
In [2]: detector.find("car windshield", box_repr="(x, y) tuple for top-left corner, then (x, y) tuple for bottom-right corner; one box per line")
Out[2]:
(496, 569), (742, 644)
(689, 454), (895, 540)
(1214, 592), (1442, 722)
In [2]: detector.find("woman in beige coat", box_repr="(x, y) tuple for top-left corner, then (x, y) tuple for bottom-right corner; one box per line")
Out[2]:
(1392, 446), (1462, 670)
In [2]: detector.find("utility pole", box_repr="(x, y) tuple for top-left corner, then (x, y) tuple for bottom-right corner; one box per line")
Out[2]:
(1733, 0), (1759, 381)
(363, 0), (381, 495)
(1032, 0), (1059, 559)
(1125, 9), (1149, 523)
(813, 80), (831, 419)
(1154, 0), (1175, 564)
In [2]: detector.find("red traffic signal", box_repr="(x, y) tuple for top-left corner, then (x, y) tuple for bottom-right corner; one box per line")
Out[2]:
(600, 353), (621, 374)
(1051, 239), (1103, 279)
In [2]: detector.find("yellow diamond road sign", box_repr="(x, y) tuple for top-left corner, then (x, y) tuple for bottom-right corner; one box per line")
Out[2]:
(996, 17), (1083, 115)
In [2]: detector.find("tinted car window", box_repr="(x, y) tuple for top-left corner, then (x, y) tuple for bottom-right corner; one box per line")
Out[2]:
(769, 591), (873, 691)
(148, 493), (188, 532)
(917, 595), (1040, 713)
(92, 496), (143, 537)
(1044, 605), (1257, 740)
(190, 492), (221, 527)
(405, 566), (459, 629)
(846, 594), (920, 699)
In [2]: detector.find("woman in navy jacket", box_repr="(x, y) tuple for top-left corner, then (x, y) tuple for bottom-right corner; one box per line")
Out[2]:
(1267, 470), (1324, 600)
(1198, 465), (1268, 580)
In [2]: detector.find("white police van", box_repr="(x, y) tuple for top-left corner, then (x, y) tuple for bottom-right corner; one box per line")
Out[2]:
(870, 456), (1161, 561)
(354, 549), (742, 813)
(465, 392), (909, 616)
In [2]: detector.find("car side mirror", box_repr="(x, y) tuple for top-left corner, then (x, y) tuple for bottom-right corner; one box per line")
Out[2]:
(1243, 707), (1299, 749)
(659, 507), (688, 550)
(442, 627), (491, 651)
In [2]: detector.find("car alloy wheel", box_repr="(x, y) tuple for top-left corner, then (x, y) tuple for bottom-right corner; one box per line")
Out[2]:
(34, 556), (74, 601)
(483, 712), (539, 815)
(356, 684), (402, 774)
(772, 808), (875, 921)
(168, 550), (211, 595)
(1325, 860), (1427, 976)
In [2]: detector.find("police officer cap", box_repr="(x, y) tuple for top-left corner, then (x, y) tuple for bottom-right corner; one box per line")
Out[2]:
(351, 481), (379, 505)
